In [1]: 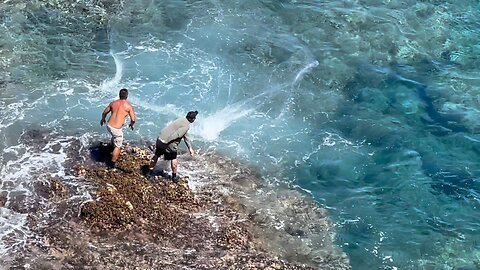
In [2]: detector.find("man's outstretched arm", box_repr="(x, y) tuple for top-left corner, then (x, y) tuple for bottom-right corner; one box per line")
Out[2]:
(100, 104), (111, 126)
(183, 133), (194, 157)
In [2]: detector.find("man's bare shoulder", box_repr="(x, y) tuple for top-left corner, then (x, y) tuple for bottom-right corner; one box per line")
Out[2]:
(112, 99), (130, 106)
(124, 100), (134, 110)
(110, 100), (122, 108)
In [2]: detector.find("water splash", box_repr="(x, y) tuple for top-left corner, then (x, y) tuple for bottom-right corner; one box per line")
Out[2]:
(193, 103), (253, 141)
(99, 51), (124, 94)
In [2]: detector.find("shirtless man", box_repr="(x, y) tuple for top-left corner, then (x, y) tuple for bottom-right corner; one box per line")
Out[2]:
(100, 88), (136, 167)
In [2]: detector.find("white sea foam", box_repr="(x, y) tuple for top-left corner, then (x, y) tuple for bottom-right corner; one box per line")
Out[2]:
(0, 208), (28, 258)
(0, 100), (27, 129)
(0, 136), (88, 259)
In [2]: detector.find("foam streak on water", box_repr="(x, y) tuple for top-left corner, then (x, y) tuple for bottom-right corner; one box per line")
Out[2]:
(293, 60), (319, 85)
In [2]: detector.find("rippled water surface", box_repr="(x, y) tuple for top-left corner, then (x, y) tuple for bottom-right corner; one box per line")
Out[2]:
(1, 0), (480, 269)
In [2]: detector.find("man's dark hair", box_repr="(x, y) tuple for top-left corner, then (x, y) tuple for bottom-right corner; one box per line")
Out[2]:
(119, 88), (128, 100)
(186, 110), (198, 120)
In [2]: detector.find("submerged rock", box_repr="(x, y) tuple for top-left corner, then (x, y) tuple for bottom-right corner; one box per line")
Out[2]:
(49, 178), (69, 198)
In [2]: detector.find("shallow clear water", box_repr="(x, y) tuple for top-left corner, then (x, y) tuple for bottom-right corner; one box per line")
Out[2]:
(1, 0), (480, 269)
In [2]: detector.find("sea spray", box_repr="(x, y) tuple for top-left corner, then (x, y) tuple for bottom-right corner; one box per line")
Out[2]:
(193, 103), (254, 141)
(99, 51), (124, 94)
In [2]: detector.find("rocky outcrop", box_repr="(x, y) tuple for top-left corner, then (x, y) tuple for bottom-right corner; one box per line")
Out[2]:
(12, 142), (350, 269)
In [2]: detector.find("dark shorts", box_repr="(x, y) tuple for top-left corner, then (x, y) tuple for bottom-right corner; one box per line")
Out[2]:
(155, 140), (177, 160)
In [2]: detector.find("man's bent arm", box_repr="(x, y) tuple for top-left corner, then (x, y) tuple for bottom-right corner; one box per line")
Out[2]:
(100, 104), (111, 126)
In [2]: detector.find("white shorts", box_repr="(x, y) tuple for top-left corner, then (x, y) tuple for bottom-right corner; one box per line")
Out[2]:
(107, 125), (124, 148)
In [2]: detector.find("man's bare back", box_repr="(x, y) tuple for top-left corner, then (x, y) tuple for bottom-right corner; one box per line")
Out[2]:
(100, 89), (136, 130)
(105, 99), (135, 129)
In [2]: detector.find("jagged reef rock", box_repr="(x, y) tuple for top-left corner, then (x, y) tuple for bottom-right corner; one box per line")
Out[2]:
(24, 142), (351, 270)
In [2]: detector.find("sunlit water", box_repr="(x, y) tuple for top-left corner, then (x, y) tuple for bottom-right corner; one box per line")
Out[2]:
(1, 0), (480, 269)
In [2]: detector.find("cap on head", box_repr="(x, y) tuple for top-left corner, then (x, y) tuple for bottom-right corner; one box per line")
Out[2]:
(186, 110), (198, 121)
(119, 88), (128, 99)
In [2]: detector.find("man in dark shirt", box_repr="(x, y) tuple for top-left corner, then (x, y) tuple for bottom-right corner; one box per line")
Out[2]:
(148, 111), (197, 180)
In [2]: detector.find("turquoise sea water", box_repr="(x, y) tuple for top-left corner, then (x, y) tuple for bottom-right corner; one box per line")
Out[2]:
(1, 0), (480, 269)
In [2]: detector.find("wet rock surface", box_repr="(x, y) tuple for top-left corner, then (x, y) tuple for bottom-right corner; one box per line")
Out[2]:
(8, 142), (350, 269)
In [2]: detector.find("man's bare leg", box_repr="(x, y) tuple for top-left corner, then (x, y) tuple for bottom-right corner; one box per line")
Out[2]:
(112, 147), (121, 163)
(149, 155), (159, 171)
(170, 159), (179, 180)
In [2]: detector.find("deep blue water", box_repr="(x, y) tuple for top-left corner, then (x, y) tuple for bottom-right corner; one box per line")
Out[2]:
(1, 0), (480, 269)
